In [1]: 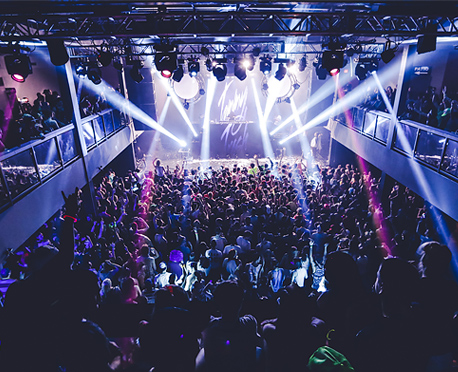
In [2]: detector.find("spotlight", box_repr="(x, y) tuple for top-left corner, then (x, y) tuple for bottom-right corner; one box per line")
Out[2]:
(130, 60), (144, 83)
(252, 47), (261, 57)
(315, 62), (328, 80)
(212, 63), (227, 81)
(155, 50), (177, 78)
(298, 56), (307, 72)
(275, 63), (287, 81)
(286, 60), (295, 69)
(183, 101), (189, 110)
(5, 54), (32, 82)
(322, 51), (344, 75)
(88, 66), (102, 85)
(47, 39), (69, 66)
(201, 46), (210, 56)
(234, 59), (247, 81)
(260, 57), (272, 75)
(367, 59), (379, 73)
(346, 47), (356, 57)
(244, 55), (255, 71)
(381, 41), (397, 64)
(205, 58), (213, 72)
(355, 62), (368, 81)
(113, 59), (123, 71)
(172, 65), (184, 82)
(381, 49), (395, 64)
(188, 59), (200, 77)
(76, 62), (88, 78)
(97, 50), (113, 67)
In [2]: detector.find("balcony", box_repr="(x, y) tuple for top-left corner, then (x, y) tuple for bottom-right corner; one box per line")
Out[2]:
(335, 107), (458, 181)
(0, 109), (124, 213)
(332, 107), (458, 221)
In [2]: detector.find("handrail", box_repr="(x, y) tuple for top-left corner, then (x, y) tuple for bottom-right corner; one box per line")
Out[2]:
(398, 118), (458, 140)
(349, 106), (458, 142)
(0, 124), (75, 162)
(80, 108), (114, 124)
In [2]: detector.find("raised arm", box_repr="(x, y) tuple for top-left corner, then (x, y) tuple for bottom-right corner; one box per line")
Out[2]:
(60, 188), (81, 268)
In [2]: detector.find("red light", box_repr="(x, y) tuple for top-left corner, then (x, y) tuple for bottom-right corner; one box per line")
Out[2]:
(12, 73), (25, 82)
(161, 69), (172, 78)
(330, 68), (340, 76)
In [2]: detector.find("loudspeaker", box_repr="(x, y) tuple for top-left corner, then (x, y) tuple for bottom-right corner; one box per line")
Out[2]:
(47, 39), (69, 66)
(417, 23), (437, 54)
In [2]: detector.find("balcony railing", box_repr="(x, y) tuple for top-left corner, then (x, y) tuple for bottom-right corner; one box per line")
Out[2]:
(0, 109), (124, 211)
(335, 107), (458, 181)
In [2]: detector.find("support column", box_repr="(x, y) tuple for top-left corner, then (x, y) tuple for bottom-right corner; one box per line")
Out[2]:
(64, 60), (97, 215)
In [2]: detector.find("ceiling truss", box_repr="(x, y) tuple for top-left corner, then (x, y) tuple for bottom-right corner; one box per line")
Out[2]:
(0, 11), (457, 41)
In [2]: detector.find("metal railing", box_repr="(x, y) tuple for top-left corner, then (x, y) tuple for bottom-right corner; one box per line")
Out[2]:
(0, 109), (125, 211)
(335, 107), (458, 181)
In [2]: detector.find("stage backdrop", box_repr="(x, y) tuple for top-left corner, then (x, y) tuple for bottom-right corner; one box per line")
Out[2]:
(151, 62), (316, 157)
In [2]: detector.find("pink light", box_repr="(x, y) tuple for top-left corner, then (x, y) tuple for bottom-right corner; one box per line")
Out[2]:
(11, 73), (25, 82)
(330, 68), (340, 76)
(161, 70), (172, 78)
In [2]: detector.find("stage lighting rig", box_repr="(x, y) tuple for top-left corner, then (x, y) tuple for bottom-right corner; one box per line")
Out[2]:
(205, 58), (213, 72)
(355, 58), (378, 80)
(201, 46), (210, 57)
(244, 55), (255, 71)
(130, 60), (144, 83)
(172, 65), (184, 82)
(5, 53), (32, 82)
(188, 59), (200, 77)
(355, 62), (368, 81)
(322, 51), (344, 75)
(154, 44), (177, 78)
(298, 56), (307, 72)
(381, 40), (397, 64)
(260, 57), (272, 75)
(88, 64), (102, 85)
(75, 60), (89, 78)
(274, 63), (287, 81)
(212, 59), (227, 81)
(234, 58), (247, 81)
(314, 58), (327, 80)
(97, 48), (113, 67)
(113, 59), (123, 72)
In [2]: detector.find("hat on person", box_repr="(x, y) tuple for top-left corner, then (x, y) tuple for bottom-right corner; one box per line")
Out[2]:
(308, 346), (355, 372)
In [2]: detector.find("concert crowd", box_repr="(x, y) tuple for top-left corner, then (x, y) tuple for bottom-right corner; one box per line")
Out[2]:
(1, 156), (457, 372)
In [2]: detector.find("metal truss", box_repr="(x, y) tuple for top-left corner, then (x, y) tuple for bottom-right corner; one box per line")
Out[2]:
(0, 10), (457, 41)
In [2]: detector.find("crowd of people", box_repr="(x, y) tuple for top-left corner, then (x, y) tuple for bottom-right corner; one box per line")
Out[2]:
(360, 85), (397, 113)
(0, 88), (72, 152)
(0, 155), (457, 372)
(399, 85), (458, 133)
